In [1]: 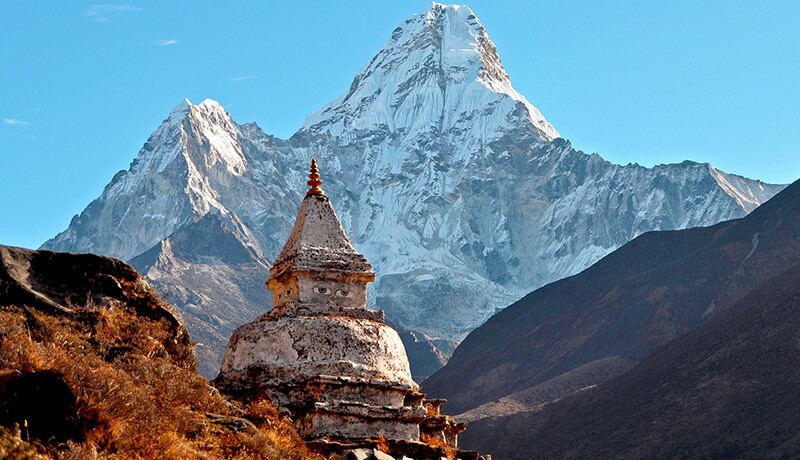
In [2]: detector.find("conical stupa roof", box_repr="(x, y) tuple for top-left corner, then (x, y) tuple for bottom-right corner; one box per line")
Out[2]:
(269, 160), (373, 280)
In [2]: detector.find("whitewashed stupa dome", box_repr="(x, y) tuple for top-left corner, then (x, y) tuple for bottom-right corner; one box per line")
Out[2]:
(220, 315), (414, 387)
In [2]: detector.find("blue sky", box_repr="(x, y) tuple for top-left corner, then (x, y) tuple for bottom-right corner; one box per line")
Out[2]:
(1, 1), (798, 250)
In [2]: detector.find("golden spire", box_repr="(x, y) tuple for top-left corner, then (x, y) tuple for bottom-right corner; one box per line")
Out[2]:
(306, 158), (325, 196)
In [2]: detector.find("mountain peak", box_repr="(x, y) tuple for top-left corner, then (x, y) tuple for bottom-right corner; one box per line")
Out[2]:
(300, 3), (559, 142)
(167, 98), (192, 119)
(166, 98), (227, 122)
(196, 98), (225, 112)
(425, 3), (482, 35)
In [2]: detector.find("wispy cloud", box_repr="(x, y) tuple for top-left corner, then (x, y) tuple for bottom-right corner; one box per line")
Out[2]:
(158, 39), (178, 46)
(85, 4), (141, 22)
(4, 118), (30, 126)
(229, 75), (259, 82)
(2, 132), (37, 141)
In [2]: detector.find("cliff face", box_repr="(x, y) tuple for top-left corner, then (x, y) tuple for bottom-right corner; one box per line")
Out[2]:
(0, 245), (315, 459)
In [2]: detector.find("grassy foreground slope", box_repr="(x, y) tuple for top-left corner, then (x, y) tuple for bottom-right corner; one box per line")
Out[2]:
(0, 245), (316, 459)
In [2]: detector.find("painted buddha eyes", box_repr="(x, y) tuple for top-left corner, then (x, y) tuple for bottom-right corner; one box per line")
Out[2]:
(312, 286), (352, 298)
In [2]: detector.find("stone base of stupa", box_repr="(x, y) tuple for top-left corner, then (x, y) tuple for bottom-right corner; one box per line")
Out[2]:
(298, 400), (425, 440)
(216, 372), (427, 441)
(307, 438), (491, 460)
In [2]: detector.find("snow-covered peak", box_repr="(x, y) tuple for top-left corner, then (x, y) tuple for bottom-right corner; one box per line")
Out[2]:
(198, 98), (223, 109)
(159, 98), (229, 138)
(164, 98), (227, 122)
(58, 97), (250, 259)
(426, 3), (510, 84)
(169, 98), (192, 116)
(193, 99), (231, 121)
(300, 3), (559, 142)
(141, 98), (246, 176)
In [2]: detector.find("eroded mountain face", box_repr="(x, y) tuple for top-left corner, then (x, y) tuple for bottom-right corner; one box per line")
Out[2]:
(43, 4), (783, 377)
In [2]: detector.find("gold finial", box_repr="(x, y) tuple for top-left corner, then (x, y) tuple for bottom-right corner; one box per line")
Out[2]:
(306, 158), (325, 196)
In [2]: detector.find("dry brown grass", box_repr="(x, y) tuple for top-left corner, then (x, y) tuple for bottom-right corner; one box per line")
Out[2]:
(0, 302), (318, 460)
(374, 434), (390, 454)
(0, 425), (43, 459)
(420, 433), (456, 460)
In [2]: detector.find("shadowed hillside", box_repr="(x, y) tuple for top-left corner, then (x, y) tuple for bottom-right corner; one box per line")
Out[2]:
(464, 261), (800, 458)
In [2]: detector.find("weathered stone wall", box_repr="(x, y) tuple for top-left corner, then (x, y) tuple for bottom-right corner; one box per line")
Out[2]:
(301, 409), (421, 440)
(304, 377), (410, 407)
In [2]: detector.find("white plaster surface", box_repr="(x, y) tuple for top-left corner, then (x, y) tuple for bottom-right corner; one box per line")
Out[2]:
(220, 315), (415, 387)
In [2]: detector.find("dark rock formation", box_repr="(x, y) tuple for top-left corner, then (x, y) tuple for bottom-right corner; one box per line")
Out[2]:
(0, 245), (189, 347)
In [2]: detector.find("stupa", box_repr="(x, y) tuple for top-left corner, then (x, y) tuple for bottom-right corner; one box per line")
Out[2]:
(214, 160), (479, 459)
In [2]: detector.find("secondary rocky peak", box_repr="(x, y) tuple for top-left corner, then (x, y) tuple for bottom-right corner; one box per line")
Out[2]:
(41, 97), (251, 261)
(159, 98), (230, 133)
(197, 98), (225, 110)
(300, 3), (559, 142)
(130, 98), (243, 177)
(188, 99), (236, 130)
